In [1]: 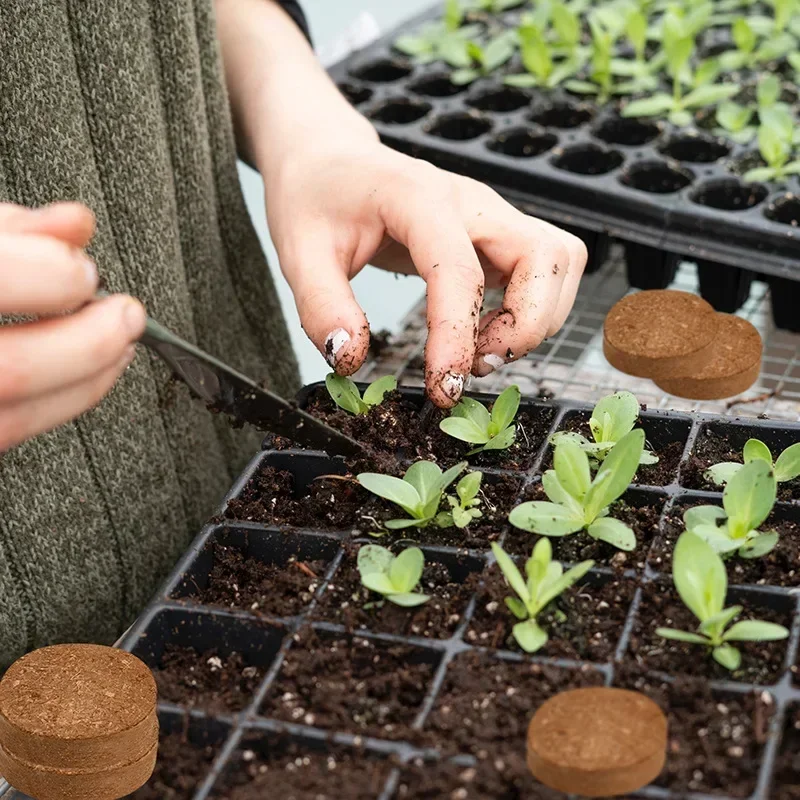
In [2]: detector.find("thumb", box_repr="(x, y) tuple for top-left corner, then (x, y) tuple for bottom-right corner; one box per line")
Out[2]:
(0, 202), (95, 248)
(282, 235), (370, 376)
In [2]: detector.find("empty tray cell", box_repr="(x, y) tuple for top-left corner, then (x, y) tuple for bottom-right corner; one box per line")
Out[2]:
(350, 57), (412, 83)
(337, 82), (373, 106)
(657, 131), (731, 163)
(467, 566), (634, 662)
(624, 242), (679, 290)
(529, 99), (594, 128)
(542, 408), (692, 487)
(619, 159), (695, 193)
(624, 582), (792, 685)
(550, 142), (624, 175)
(681, 419), (800, 501)
(132, 710), (230, 800)
(696, 259), (754, 312)
(690, 178), (768, 210)
(168, 525), (341, 618)
(591, 114), (662, 146)
(727, 149), (765, 177)
(768, 274), (800, 333)
(772, 704), (800, 799)
(765, 193), (800, 226)
(260, 627), (440, 740)
(130, 608), (283, 714)
(210, 729), (390, 800)
(408, 71), (466, 97)
(651, 494), (800, 588)
(425, 110), (493, 140)
(486, 125), (557, 158)
(614, 668), (773, 798)
(368, 97), (431, 125)
(223, 452), (362, 530)
(466, 84), (531, 112)
(311, 545), (484, 638)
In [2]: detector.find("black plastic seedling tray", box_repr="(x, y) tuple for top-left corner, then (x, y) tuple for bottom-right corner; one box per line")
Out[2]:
(327, 4), (800, 330)
(79, 383), (800, 799)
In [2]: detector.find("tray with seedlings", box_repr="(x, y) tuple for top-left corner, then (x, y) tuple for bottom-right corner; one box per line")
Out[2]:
(328, 0), (800, 329)
(103, 379), (800, 799)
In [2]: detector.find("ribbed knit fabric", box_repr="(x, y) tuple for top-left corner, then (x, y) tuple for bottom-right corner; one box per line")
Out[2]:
(0, 0), (302, 670)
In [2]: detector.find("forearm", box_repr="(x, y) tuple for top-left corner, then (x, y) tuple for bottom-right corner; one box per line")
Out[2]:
(215, 0), (377, 177)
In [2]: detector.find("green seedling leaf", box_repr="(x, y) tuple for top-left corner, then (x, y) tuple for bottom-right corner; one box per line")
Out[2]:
(552, 1), (581, 47)
(583, 429), (644, 522)
(623, 94), (675, 117)
(587, 517), (636, 550)
(362, 375), (397, 406)
(390, 547), (425, 592)
(326, 373), (366, 414)
(716, 101), (753, 134)
(682, 84), (739, 109)
(744, 438), (772, 465)
(590, 391), (639, 445)
(440, 417), (490, 444)
(723, 460), (776, 539)
(553, 439), (591, 501)
(712, 644), (741, 670)
(739, 531), (779, 559)
(519, 22), (552, 81)
(483, 35), (516, 72)
(509, 501), (585, 536)
(441, 388), (519, 454)
(774, 443), (800, 482)
(704, 462), (743, 485)
(732, 18), (756, 53)
(480, 425), (517, 452)
(724, 620), (790, 641)
(357, 544), (430, 606)
(492, 541), (530, 604)
(758, 125), (790, 171)
(656, 628), (711, 644)
(757, 75), (781, 108)
(542, 471), (585, 517)
(444, 0), (463, 31)
(457, 471), (482, 504)
(491, 385), (521, 433)
(513, 619), (549, 652)
(358, 473), (422, 515)
(451, 67), (480, 85)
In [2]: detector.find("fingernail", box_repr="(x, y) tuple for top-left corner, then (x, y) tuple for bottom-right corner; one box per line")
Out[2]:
(441, 372), (464, 402)
(82, 256), (98, 290)
(324, 328), (350, 368)
(121, 345), (137, 368)
(482, 353), (505, 374)
(123, 300), (146, 338)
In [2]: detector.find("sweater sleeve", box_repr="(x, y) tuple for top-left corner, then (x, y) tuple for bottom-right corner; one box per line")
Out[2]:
(274, 1), (311, 44)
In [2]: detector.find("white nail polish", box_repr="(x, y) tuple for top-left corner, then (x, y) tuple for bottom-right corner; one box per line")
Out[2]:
(324, 328), (350, 367)
(442, 372), (464, 401)
(482, 354), (505, 373)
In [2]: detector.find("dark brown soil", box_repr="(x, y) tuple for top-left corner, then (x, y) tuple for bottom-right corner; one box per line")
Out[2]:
(773, 704), (800, 800)
(650, 502), (800, 587)
(397, 758), (567, 799)
(187, 543), (327, 617)
(153, 645), (264, 714)
(261, 629), (436, 741)
(542, 412), (684, 486)
(505, 483), (665, 570)
(614, 666), (773, 797)
(467, 567), (635, 662)
(311, 546), (481, 638)
(420, 651), (604, 756)
(130, 728), (219, 799)
(213, 738), (390, 800)
(624, 582), (790, 685)
(306, 387), (555, 470)
(681, 428), (800, 501)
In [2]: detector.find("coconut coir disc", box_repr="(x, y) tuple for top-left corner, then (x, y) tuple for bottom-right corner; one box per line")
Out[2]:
(527, 687), (667, 798)
(655, 314), (762, 400)
(0, 644), (157, 798)
(603, 290), (718, 379)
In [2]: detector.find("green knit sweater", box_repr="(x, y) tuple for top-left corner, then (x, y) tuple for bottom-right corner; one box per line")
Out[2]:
(0, 0), (301, 670)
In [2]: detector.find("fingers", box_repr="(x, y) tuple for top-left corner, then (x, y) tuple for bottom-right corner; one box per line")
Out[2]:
(0, 350), (137, 453)
(281, 231), (371, 375)
(0, 294), (146, 404)
(0, 202), (96, 248)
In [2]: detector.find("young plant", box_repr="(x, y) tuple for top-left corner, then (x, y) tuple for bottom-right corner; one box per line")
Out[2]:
(439, 384), (520, 455)
(450, 32), (516, 84)
(743, 113), (800, 183)
(504, 21), (585, 88)
(436, 470), (484, 528)
(491, 539), (594, 652)
(357, 545), (429, 606)
(394, 1), (483, 67)
(684, 460), (778, 558)
(705, 438), (800, 486)
(325, 373), (397, 415)
(656, 532), (788, 670)
(467, 0), (524, 12)
(550, 391), (658, 466)
(564, 14), (618, 102)
(715, 75), (788, 145)
(509, 429), (645, 551)
(357, 460), (467, 529)
(718, 18), (794, 71)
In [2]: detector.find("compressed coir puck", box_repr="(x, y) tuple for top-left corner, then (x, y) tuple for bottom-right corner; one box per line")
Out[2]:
(655, 314), (762, 400)
(527, 687), (667, 798)
(603, 290), (718, 379)
(0, 644), (157, 799)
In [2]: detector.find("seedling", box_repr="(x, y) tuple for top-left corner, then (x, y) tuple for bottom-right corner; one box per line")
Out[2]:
(684, 460), (779, 558)
(550, 391), (658, 466)
(718, 18), (794, 71)
(357, 545), (429, 606)
(509, 429), (644, 551)
(743, 112), (800, 183)
(504, 21), (585, 89)
(325, 373), (397, 415)
(436, 470), (484, 528)
(491, 539), (594, 652)
(439, 384), (520, 455)
(358, 460), (467, 529)
(450, 32), (517, 84)
(656, 532), (788, 670)
(466, 0), (524, 12)
(705, 438), (800, 486)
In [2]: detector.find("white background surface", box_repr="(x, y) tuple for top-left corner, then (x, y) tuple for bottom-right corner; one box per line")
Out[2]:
(238, 0), (433, 384)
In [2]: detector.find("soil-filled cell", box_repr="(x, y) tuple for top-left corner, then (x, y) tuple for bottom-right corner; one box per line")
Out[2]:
(425, 111), (493, 140)
(529, 100), (594, 129)
(487, 126), (557, 158)
(467, 85), (531, 112)
(350, 58), (412, 83)
(550, 143), (624, 175)
(658, 132), (730, 163)
(765, 193), (800, 226)
(592, 115), (661, 146)
(691, 178), (768, 210)
(620, 160), (694, 193)
(408, 72), (466, 97)
(368, 97), (431, 125)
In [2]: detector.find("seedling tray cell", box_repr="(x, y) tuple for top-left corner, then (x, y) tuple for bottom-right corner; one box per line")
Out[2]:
(326, 4), (800, 325)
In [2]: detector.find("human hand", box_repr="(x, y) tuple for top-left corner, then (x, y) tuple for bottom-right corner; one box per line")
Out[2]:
(0, 202), (146, 451)
(267, 140), (586, 408)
